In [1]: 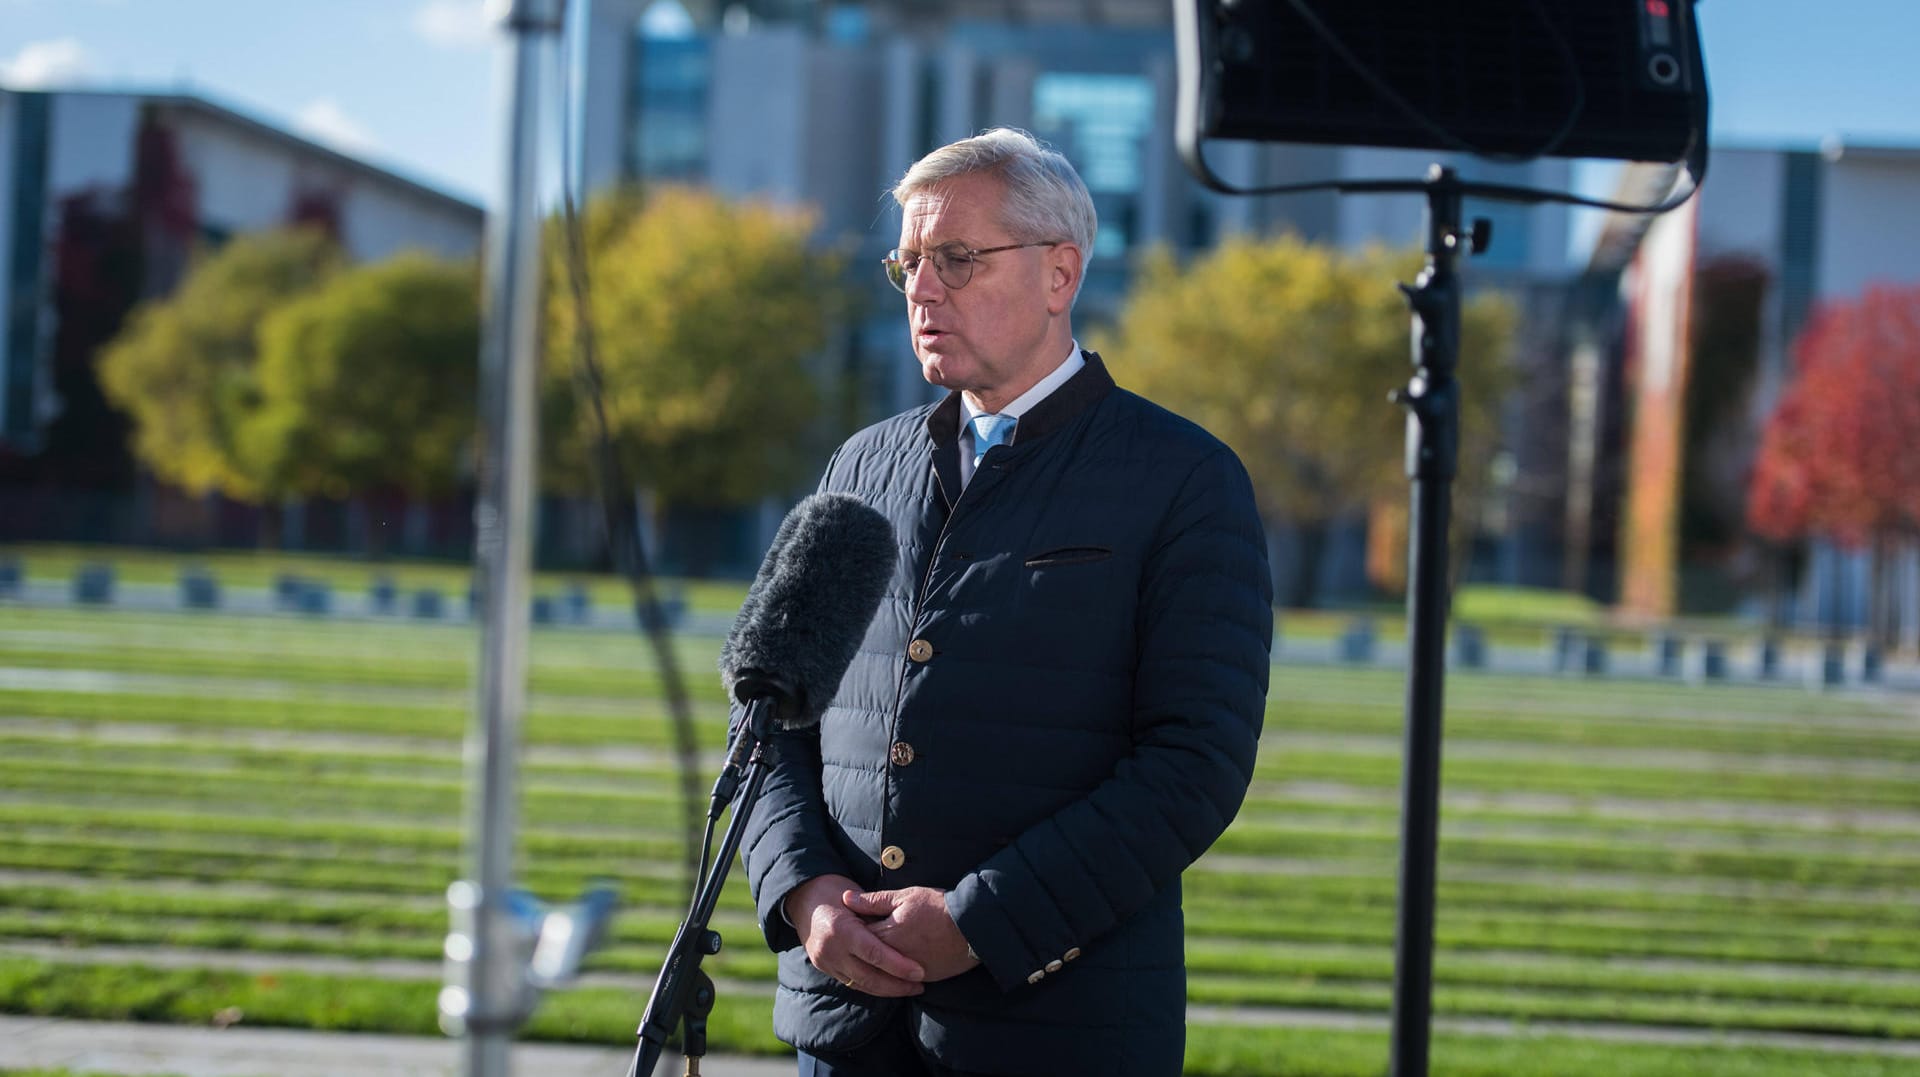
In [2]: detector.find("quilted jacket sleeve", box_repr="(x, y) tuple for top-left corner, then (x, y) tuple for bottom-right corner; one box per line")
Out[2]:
(945, 446), (1272, 992)
(737, 449), (859, 953)
(739, 720), (854, 953)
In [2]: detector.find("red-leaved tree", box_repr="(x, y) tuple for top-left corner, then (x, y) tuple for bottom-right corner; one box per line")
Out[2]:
(1748, 284), (1920, 642)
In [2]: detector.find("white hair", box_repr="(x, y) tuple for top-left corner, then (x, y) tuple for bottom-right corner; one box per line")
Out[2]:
(893, 128), (1098, 298)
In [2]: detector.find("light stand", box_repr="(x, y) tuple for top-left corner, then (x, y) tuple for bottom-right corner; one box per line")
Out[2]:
(438, 3), (616, 1075)
(1174, 3), (1708, 1071)
(1386, 165), (1479, 1077)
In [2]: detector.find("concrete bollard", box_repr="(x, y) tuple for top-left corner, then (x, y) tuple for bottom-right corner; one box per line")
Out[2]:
(1339, 619), (1376, 664)
(1581, 635), (1609, 676)
(297, 581), (332, 616)
(1813, 642), (1846, 689)
(1691, 639), (1727, 682)
(179, 568), (220, 610)
(565, 582), (592, 625)
(1453, 623), (1487, 669)
(1858, 643), (1883, 684)
(73, 563), (115, 605)
(1551, 626), (1579, 673)
(369, 576), (398, 615)
(1655, 634), (1684, 678)
(411, 589), (444, 619)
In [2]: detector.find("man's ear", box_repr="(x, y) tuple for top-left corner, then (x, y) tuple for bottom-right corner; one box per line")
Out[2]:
(1046, 243), (1083, 315)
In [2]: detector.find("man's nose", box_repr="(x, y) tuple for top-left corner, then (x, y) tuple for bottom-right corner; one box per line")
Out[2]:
(906, 261), (945, 303)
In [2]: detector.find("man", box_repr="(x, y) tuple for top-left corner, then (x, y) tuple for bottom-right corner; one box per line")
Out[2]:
(740, 128), (1272, 1077)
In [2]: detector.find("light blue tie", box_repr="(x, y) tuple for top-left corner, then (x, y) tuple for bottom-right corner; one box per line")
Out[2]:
(970, 413), (1016, 468)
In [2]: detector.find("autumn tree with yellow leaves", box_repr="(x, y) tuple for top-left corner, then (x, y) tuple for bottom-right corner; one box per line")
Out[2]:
(1096, 236), (1516, 606)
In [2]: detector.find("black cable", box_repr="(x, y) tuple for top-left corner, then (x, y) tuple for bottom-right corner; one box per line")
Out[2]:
(550, 2), (708, 893)
(1283, 0), (1586, 165)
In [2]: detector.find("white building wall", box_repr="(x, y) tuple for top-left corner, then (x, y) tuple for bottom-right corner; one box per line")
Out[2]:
(1817, 152), (1920, 301)
(170, 108), (480, 262)
(800, 40), (885, 240)
(1695, 147), (1785, 261)
(706, 29), (810, 204)
(579, 0), (642, 194)
(46, 93), (141, 196)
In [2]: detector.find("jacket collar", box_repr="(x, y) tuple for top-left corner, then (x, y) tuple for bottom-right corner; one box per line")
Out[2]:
(924, 351), (1115, 507)
(924, 349), (1116, 451)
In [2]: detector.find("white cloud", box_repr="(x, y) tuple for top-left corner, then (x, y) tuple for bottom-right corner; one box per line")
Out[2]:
(0, 38), (95, 88)
(412, 0), (506, 51)
(294, 98), (380, 155)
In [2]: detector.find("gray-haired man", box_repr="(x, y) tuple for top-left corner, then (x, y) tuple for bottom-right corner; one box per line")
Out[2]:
(741, 128), (1273, 1076)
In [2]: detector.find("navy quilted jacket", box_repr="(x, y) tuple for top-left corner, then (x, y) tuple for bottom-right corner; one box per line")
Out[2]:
(740, 353), (1272, 1075)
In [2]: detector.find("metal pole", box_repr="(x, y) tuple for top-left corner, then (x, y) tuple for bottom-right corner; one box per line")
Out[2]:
(446, 4), (564, 1076)
(1387, 165), (1466, 1077)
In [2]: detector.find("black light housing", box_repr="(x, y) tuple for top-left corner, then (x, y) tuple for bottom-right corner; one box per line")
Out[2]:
(1176, 0), (1708, 172)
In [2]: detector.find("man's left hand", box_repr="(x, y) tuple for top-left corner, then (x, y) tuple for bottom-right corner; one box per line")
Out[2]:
(843, 887), (981, 983)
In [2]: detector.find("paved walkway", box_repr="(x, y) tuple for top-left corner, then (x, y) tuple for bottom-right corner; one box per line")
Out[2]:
(0, 1014), (795, 1077)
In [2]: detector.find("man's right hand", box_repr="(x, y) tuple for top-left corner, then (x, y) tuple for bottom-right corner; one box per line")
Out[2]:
(784, 874), (926, 997)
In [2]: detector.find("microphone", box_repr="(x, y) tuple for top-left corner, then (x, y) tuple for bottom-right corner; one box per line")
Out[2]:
(718, 492), (895, 730)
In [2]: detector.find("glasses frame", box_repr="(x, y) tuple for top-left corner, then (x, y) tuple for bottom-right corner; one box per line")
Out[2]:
(882, 240), (1061, 293)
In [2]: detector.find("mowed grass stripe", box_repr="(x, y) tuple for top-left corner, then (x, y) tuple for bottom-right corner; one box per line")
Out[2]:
(6, 902), (1918, 1036)
(7, 692), (1919, 811)
(10, 759), (1919, 885)
(0, 687), (722, 747)
(15, 872), (1920, 1012)
(9, 656), (1920, 768)
(12, 733), (1920, 856)
(8, 953), (1920, 1076)
(8, 834), (1913, 961)
(9, 834), (1919, 975)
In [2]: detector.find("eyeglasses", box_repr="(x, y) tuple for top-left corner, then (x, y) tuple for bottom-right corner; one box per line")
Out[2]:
(883, 240), (1060, 293)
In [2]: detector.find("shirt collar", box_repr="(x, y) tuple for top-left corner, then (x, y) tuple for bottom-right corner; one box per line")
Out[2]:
(961, 340), (1085, 431)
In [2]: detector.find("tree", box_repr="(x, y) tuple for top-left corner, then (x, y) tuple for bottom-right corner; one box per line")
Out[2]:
(542, 186), (849, 512)
(1748, 284), (1920, 643)
(244, 252), (480, 516)
(1095, 236), (1516, 606)
(97, 228), (340, 503)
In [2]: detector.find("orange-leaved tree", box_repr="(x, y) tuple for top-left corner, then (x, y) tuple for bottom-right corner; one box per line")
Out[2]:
(1748, 284), (1920, 642)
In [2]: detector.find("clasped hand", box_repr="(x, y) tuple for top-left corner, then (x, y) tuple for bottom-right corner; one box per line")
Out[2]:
(785, 875), (981, 997)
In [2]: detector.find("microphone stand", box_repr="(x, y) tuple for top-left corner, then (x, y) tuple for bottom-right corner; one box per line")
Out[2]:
(629, 693), (781, 1077)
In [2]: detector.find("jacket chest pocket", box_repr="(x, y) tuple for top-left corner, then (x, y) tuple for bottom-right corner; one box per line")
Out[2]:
(1021, 545), (1119, 610)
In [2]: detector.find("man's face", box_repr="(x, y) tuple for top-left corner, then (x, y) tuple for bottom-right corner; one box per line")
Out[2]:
(898, 172), (1070, 407)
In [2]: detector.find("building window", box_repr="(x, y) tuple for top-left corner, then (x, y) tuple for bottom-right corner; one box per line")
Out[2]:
(630, 13), (710, 182)
(1031, 73), (1154, 260)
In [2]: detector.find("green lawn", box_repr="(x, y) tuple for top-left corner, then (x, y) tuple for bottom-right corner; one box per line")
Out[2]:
(0, 576), (1917, 1074)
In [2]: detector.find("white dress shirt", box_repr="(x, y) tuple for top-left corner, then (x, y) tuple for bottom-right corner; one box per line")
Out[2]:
(959, 341), (1084, 488)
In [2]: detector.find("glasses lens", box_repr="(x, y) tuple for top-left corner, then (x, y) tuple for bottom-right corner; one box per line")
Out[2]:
(883, 250), (912, 293)
(931, 244), (973, 290)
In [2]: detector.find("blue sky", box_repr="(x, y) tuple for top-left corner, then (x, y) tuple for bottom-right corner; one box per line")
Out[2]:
(3, 0), (1918, 210)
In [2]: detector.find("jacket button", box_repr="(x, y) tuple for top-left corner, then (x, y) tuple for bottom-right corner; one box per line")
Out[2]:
(889, 741), (916, 767)
(880, 845), (906, 870)
(1026, 970), (1045, 985)
(1045, 960), (1063, 974)
(1063, 947), (1081, 962)
(907, 639), (933, 662)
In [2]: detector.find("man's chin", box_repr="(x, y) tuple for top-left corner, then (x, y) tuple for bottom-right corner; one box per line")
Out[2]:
(918, 355), (971, 391)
